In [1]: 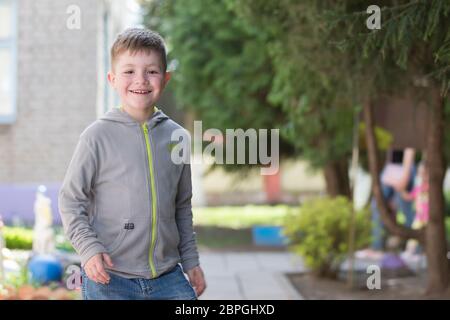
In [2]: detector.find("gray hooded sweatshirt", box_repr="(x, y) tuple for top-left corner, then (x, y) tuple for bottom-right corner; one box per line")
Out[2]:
(58, 107), (199, 279)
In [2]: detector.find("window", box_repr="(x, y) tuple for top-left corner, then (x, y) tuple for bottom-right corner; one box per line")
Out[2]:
(0, 0), (17, 124)
(98, 6), (119, 116)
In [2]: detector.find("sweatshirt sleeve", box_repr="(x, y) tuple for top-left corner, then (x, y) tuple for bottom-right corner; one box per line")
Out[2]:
(175, 163), (200, 272)
(58, 137), (107, 266)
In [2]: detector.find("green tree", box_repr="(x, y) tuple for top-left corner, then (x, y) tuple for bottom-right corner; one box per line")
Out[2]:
(141, 0), (294, 175)
(235, 0), (450, 293)
(229, 0), (356, 197)
(141, 0), (353, 197)
(321, 0), (450, 294)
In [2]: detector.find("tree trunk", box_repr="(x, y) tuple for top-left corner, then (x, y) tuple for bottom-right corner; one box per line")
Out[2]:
(363, 100), (423, 240)
(323, 159), (351, 198)
(424, 89), (449, 294)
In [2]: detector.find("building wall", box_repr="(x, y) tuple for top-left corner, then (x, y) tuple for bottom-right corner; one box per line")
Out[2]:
(0, 0), (99, 183)
(0, 0), (100, 225)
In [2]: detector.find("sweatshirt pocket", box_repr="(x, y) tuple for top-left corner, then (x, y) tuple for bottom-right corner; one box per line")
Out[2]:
(108, 216), (152, 271)
(106, 218), (130, 255)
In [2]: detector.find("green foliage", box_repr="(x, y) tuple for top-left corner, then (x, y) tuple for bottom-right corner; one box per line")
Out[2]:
(4, 260), (34, 289)
(283, 196), (371, 277)
(3, 226), (33, 250)
(54, 227), (76, 252)
(324, 0), (450, 95)
(358, 123), (393, 151)
(231, 0), (356, 169)
(445, 191), (450, 217)
(358, 123), (393, 171)
(142, 0), (450, 191)
(55, 235), (76, 253)
(141, 0), (354, 176)
(446, 217), (450, 241)
(195, 226), (253, 249)
(3, 226), (75, 252)
(445, 98), (450, 163)
(141, 0), (295, 173)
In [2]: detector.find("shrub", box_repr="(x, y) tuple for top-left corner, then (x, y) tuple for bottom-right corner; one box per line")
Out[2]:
(283, 196), (371, 278)
(2, 226), (75, 252)
(55, 234), (76, 253)
(3, 226), (33, 250)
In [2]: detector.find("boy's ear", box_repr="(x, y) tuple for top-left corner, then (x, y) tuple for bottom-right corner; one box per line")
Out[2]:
(163, 71), (171, 86)
(107, 71), (116, 88)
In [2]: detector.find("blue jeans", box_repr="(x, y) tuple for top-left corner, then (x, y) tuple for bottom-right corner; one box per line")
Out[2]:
(81, 264), (197, 300)
(371, 166), (416, 250)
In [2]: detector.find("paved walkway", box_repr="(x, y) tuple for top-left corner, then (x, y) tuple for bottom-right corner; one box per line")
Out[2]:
(4, 249), (306, 300)
(198, 250), (306, 300)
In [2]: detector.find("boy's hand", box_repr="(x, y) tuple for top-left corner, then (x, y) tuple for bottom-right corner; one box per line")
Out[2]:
(186, 266), (206, 297)
(84, 253), (114, 285)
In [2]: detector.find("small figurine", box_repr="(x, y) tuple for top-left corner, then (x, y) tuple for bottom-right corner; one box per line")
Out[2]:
(32, 185), (55, 255)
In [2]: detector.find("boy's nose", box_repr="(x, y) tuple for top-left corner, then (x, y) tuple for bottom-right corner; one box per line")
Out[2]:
(135, 72), (150, 84)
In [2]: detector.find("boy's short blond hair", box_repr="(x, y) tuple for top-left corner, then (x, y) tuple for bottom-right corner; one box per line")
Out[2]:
(111, 27), (167, 72)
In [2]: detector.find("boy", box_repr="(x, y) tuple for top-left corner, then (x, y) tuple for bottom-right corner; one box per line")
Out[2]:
(59, 28), (206, 300)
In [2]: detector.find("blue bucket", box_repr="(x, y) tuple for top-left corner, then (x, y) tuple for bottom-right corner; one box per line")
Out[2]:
(28, 254), (63, 285)
(252, 225), (289, 246)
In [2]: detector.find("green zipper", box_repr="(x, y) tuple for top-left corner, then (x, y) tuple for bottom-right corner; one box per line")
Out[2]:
(142, 123), (157, 278)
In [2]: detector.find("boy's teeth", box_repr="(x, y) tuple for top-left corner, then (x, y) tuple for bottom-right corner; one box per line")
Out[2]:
(131, 90), (149, 94)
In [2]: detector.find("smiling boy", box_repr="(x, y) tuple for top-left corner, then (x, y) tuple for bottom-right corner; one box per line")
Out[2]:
(59, 28), (206, 300)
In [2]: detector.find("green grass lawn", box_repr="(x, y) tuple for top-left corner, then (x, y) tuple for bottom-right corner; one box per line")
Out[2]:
(193, 205), (291, 229)
(194, 226), (254, 249)
(192, 205), (292, 249)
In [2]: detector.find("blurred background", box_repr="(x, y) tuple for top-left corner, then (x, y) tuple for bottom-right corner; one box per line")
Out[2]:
(0, 0), (450, 300)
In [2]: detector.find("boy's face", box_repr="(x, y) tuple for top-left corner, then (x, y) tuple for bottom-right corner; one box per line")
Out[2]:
(108, 50), (170, 113)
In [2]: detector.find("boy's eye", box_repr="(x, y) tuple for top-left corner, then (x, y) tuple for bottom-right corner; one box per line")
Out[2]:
(124, 70), (134, 74)
(148, 70), (159, 74)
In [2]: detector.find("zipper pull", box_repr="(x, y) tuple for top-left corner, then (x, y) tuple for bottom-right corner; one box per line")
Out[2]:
(143, 123), (148, 134)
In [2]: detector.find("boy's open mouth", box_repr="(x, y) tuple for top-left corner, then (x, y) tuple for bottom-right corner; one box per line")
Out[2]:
(129, 90), (151, 94)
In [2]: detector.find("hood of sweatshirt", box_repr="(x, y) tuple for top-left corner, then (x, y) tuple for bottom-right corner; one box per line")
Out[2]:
(100, 107), (169, 129)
